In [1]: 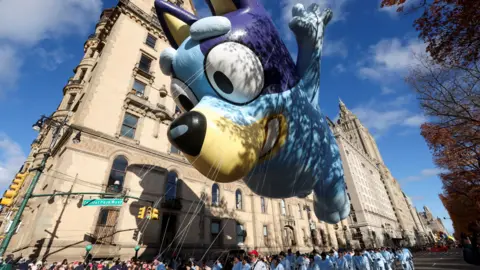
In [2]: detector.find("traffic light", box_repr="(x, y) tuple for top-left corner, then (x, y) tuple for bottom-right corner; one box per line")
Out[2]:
(0, 173), (27, 206)
(138, 206), (146, 219)
(146, 207), (153, 219)
(132, 229), (139, 241)
(151, 208), (159, 220)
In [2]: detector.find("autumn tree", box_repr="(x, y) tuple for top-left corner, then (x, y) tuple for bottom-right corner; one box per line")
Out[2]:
(421, 122), (480, 233)
(407, 55), (480, 131)
(381, 0), (480, 66)
(440, 193), (480, 237)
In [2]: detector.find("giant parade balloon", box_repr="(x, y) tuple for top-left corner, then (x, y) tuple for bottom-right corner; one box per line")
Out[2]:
(154, 0), (350, 224)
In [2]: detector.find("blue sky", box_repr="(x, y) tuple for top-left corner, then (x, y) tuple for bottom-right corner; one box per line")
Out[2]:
(0, 0), (453, 233)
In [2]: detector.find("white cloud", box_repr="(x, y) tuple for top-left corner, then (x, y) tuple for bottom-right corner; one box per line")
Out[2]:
(404, 114), (427, 126)
(357, 38), (426, 83)
(350, 95), (426, 135)
(324, 39), (348, 58)
(0, 0), (102, 45)
(0, 133), (26, 188)
(332, 63), (346, 74)
(0, 45), (21, 96)
(34, 47), (74, 71)
(0, 0), (102, 94)
(403, 168), (446, 182)
(381, 86), (395, 95)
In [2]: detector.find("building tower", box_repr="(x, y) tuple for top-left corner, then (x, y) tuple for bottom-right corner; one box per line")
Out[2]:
(329, 99), (426, 248)
(0, 0), (345, 260)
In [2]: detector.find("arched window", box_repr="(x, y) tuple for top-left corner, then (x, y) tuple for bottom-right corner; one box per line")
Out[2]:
(280, 199), (286, 216)
(298, 204), (303, 219)
(165, 171), (178, 200)
(108, 156), (128, 190)
(236, 222), (245, 244)
(260, 197), (266, 213)
(235, 189), (242, 210)
(212, 184), (220, 205)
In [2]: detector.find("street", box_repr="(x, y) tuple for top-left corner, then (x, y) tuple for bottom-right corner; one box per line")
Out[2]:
(411, 248), (478, 270)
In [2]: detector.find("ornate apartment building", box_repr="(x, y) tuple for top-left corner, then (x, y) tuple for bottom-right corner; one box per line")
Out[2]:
(328, 100), (429, 248)
(418, 206), (448, 240)
(0, 0), (351, 261)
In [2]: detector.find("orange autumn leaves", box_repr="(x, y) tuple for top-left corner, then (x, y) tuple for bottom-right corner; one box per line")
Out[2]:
(381, 0), (480, 66)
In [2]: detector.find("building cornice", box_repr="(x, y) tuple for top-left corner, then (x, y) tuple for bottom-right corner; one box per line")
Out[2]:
(118, 0), (168, 42)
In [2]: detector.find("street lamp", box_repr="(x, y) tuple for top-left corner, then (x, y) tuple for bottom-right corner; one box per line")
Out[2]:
(85, 244), (93, 263)
(134, 245), (140, 260)
(0, 114), (80, 256)
(32, 119), (44, 131)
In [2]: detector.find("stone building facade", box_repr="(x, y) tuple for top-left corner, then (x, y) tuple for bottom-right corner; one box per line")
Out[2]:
(0, 0), (349, 261)
(418, 206), (448, 241)
(328, 100), (429, 248)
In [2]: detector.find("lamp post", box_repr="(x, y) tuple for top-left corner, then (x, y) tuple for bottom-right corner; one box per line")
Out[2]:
(85, 244), (93, 263)
(134, 245), (140, 261)
(0, 115), (81, 257)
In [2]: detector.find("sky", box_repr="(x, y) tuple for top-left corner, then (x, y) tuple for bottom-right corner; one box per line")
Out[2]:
(0, 0), (453, 234)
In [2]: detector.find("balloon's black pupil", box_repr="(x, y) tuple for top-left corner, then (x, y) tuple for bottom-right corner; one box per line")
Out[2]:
(179, 95), (194, 111)
(213, 71), (234, 94)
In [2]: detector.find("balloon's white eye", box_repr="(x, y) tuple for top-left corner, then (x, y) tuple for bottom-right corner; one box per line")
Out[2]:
(205, 42), (264, 104)
(170, 78), (199, 112)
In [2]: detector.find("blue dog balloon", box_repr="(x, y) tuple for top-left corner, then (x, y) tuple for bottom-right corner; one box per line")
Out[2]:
(155, 0), (350, 223)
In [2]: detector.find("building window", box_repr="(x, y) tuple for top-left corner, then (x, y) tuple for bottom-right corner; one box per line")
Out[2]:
(165, 171), (178, 200)
(280, 200), (286, 216)
(65, 93), (76, 111)
(212, 183), (220, 205)
(78, 68), (87, 82)
(236, 222), (245, 244)
(260, 197), (266, 213)
(107, 155), (128, 190)
(146, 34), (157, 48)
(235, 189), (242, 210)
(139, 54), (152, 73)
(298, 204), (303, 219)
(211, 220), (221, 243)
(95, 208), (120, 244)
(120, 113), (139, 139)
(132, 79), (146, 96)
(98, 209), (109, 225)
(263, 225), (268, 243)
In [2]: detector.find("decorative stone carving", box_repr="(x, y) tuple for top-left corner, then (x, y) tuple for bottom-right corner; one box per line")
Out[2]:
(119, 0), (168, 42)
(124, 93), (171, 121)
(224, 183), (235, 192)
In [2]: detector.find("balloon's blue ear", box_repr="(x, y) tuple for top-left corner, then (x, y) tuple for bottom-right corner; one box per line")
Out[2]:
(154, 0), (198, 49)
(204, 0), (257, 16)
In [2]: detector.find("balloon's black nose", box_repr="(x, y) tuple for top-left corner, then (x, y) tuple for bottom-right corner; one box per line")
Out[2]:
(167, 111), (207, 157)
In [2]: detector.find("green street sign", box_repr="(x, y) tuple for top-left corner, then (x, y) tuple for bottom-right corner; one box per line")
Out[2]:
(82, 198), (123, 207)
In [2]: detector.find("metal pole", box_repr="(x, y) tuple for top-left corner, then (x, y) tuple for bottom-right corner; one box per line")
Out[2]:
(0, 152), (49, 256)
(0, 114), (68, 257)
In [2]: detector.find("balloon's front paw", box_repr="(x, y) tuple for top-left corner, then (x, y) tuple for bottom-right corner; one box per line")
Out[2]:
(288, 3), (332, 40)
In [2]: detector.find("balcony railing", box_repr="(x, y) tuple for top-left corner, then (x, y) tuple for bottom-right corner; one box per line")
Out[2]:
(66, 77), (84, 86)
(133, 63), (155, 79)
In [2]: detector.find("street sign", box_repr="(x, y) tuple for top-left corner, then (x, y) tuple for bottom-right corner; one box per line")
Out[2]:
(82, 198), (123, 207)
